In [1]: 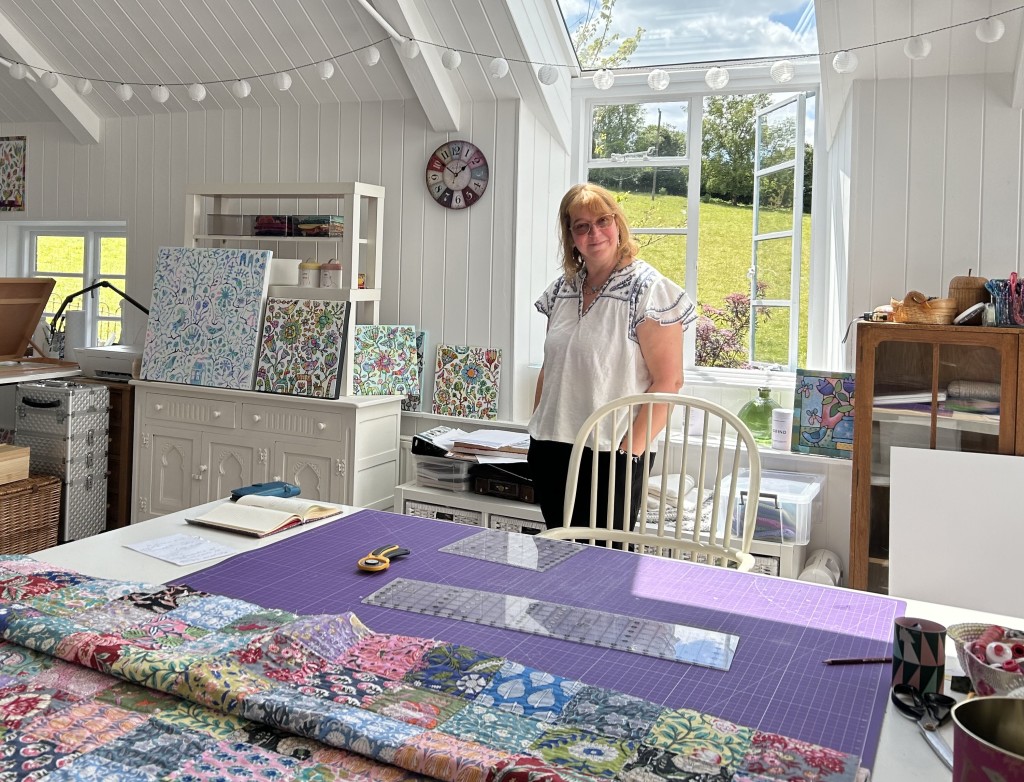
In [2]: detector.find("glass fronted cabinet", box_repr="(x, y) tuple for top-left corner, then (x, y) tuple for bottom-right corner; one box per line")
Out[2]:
(850, 322), (1021, 593)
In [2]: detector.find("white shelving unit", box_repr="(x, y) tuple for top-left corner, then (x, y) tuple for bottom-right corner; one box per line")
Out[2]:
(184, 182), (385, 397)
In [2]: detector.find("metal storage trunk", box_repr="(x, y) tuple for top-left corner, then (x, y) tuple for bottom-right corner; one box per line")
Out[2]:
(14, 380), (109, 542)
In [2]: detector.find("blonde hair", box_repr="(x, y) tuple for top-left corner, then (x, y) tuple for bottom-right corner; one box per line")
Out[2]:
(557, 183), (638, 280)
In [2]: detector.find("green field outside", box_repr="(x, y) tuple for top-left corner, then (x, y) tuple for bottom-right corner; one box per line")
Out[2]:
(35, 235), (127, 344)
(613, 191), (811, 367)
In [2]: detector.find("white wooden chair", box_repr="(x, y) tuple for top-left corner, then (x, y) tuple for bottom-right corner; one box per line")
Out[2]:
(539, 393), (762, 570)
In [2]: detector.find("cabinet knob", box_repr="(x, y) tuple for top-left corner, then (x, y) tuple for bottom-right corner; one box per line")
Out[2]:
(154, 403), (164, 411)
(317, 422), (327, 431)
(191, 465), (208, 480)
(273, 475), (281, 481)
(213, 410), (221, 418)
(252, 414), (261, 422)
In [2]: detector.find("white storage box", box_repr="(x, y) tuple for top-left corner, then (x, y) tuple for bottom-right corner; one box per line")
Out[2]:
(748, 539), (808, 579)
(414, 455), (472, 492)
(726, 469), (823, 545)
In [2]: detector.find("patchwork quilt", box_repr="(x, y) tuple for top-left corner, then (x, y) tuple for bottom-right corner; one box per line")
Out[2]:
(0, 556), (860, 781)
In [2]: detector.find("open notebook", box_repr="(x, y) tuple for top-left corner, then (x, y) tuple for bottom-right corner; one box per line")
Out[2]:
(185, 495), (344, 538)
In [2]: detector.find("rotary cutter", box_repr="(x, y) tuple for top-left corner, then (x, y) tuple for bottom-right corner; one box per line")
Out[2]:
(357, 544), (411, 572)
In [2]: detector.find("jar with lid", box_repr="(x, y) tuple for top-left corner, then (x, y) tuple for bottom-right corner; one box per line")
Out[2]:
(319, 260), (342, 289)
(738, 387), (780, 446)
(298, 260), (320, 287)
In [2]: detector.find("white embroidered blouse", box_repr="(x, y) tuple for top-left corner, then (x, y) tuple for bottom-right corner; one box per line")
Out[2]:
(528, 259), (696, 450)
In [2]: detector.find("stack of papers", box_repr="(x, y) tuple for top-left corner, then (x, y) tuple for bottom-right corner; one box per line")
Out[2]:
(450, 430), (530, 463)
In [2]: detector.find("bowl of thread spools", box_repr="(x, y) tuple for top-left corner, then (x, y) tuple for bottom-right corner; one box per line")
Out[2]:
(949, 624), (1024, 697)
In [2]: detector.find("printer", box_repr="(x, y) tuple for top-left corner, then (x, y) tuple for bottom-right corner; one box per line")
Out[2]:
(73, 344), (142, 380)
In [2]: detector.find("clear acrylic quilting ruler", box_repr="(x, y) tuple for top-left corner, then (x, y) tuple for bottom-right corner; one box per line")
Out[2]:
(363, 577), (738, 670)
(438, 529), (585, 572)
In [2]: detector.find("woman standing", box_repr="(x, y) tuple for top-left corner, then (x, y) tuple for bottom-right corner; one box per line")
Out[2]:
(527, 183), (696, 529)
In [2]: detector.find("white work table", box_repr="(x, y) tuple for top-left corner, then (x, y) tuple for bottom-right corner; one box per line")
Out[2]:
(31, 503), (1022, 782)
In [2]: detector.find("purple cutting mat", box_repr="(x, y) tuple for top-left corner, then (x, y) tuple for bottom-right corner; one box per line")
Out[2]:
(179, 509), (904, 767)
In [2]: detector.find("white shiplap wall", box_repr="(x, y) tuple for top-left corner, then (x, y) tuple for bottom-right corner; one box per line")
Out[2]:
(0, 96), (570, 420)
(846, 72), (1023, 363)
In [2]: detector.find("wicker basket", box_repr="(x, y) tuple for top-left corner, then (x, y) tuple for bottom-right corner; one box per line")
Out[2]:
(0, 475), (61, 555)
(949, 623), (1024, 698)
(890, 290), (959, 325)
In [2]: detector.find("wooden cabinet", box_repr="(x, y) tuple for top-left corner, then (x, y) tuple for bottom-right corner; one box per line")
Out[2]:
(184, 182), (384, 397)
(849, 323), (1021, 593)
(132, 381), (401, 522)
(78, 378), (134, 530)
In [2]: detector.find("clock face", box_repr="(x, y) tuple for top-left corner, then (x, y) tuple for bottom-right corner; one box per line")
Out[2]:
(426, 140), (489, 209)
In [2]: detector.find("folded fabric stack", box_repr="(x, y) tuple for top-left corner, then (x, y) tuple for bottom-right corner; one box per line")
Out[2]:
(0, 555), (860, 781)
(644, 473), (717, 534)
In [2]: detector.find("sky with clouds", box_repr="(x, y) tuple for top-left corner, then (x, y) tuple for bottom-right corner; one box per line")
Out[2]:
(558, 0), (818, 68)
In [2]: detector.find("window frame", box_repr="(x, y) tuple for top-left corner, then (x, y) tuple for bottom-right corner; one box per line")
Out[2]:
(19, 222), (128, 347)
(570, 62), (825, 383)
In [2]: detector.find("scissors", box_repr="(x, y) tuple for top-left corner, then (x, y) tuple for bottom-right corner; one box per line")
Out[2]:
(891, 684), (956, 769)
(357, 544), (410, 573)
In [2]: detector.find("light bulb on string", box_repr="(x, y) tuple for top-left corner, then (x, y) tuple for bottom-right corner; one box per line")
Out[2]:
(362, 46), (381, 67)
(399, 38), (420, 59)
(232, 79), (252, 99)
(489, 57), (509, 79)
(188, 83), (206, 102)
(832, 50), (859, 74)
(317, 60), (334, 80)
(538, 64), (559, 85)
(39, 71), (58, 89)
(9, 62), (27, 80)
(151, 84), (169, 103)
(647, 69), (670, 91)
(273, 72), (292, 91)
(904, 36), (931, 60)
(115, 83), (133, 101)
(769, 60), (795, 84)
(76, 78), (93, 96)
(705, 66), (729, 90)
(976, 18), (1005, 44)
(593, 68), (614, 90)
(441, 49), (461, 70)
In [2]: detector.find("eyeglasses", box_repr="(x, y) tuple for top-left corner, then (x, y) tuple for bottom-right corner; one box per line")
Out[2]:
(570, 214), (615, 237)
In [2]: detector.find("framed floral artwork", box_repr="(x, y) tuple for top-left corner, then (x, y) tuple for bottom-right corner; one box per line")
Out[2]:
(791, 369), (855, 458)
(432, 344), (502, 420)
(0, 136), (26, 211)
(254, 298), (350, 398)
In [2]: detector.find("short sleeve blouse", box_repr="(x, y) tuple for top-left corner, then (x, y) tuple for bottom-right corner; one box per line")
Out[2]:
(528, 260), (695, 448)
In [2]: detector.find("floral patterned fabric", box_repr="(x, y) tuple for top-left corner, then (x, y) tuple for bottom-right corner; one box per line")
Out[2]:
(254, 297), (351, 398)
(431, 344), (502, 419)
(0, 557), (861, 781)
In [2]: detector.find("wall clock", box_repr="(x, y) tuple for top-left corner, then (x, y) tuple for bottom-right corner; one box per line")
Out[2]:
(425, 140), (489, 209)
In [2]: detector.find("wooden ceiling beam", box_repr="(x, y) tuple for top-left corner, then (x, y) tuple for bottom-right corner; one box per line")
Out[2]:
(368, 0), (462, 131)
(0, 8), (100, 143)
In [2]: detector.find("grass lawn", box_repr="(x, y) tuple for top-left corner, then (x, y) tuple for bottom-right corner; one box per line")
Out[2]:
(614, 190), (810, 367)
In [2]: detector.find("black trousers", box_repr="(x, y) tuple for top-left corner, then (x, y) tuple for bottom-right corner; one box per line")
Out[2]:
(527, 438), (653, 532)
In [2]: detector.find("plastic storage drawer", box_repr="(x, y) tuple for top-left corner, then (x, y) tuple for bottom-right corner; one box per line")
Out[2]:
(414, 455), (472, 492)
(726, 469), (823, 544)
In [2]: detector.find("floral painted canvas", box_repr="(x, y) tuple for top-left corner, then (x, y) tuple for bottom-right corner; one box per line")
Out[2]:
(352, 325), (419, 396)
(254, 298), (350, 398)
(0, 136), (26, 211)
(401, 330), (427, 412)
(141, 247), (271, 389)
(432, 344), (502, 419)
(791, 370), (855, 458)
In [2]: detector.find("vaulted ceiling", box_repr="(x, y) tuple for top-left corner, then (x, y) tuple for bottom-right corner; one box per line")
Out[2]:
(0, 0), (577, 144)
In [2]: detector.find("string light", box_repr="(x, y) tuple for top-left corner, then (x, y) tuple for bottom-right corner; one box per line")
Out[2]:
(442, 49), (461, 70)
(976, 18), (1005, 43)
(647, 69), (670, 90)
(2, 4), (1020, 102)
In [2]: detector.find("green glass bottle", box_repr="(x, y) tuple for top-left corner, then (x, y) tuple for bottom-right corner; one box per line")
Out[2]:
(738, 387), (779, 445)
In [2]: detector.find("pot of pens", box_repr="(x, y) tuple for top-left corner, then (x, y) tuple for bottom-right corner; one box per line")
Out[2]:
(949, 623), (1024, 697)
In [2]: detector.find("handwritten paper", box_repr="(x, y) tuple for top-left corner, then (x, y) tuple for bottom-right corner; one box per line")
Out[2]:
(124, 534), (239, 566)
